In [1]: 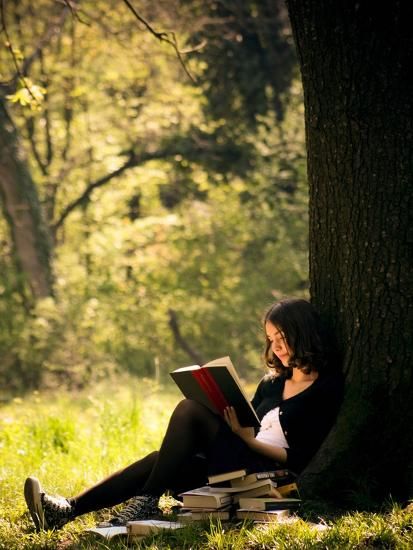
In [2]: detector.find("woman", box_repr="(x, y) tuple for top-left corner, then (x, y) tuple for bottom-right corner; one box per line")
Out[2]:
(24, 298), (344, 530)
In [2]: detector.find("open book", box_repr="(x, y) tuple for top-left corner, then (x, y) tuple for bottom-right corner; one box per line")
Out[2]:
(170, 356), (260, 427)
(86, 520), (185, 539)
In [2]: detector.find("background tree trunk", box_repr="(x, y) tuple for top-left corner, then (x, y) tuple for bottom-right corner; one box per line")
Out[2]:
(286, 0), (413, 503)
(0, 99), (53, 299)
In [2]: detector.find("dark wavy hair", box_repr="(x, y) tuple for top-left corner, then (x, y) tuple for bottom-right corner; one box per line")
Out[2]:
(263, 298), (336, 377)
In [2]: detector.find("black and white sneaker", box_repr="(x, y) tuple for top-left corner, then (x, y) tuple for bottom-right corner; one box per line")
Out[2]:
(24, 477), (74, 530)
(97, 494), (161, 527)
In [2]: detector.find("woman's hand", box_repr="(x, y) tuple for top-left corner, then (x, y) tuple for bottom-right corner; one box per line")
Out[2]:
(224, 406), (255, 442)
(224, 406), (287, 463)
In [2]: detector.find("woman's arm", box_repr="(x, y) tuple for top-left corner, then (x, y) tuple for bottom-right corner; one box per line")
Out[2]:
(223, 406), (287, 463)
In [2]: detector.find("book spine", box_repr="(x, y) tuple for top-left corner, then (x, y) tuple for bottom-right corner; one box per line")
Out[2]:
(191, 370), (218, 413)
(192, 369), (229, 416)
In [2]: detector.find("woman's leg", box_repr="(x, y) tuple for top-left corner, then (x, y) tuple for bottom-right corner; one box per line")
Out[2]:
(24, 399), (222, 529)
(24, 452), (160, 530)
(71, 451), (158, 516)
(72, 399), (221, 515)
(141, 399), (222, 494)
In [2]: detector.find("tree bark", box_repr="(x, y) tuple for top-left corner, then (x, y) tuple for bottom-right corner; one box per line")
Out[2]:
(0, 99), (53, 299)
(286, 0), (413, 503)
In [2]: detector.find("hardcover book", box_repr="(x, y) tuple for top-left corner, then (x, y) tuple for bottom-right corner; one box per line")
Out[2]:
(232, 480), (283, 501)
(170, 356), (260, 427)
(86, 520), (185, 539)
(178, 508), (232, 522)
(210, 477), (286, 494)
(235, 508), (290, 522)
(127, 519), (185, 535)
(237, 497), (301, 511)
(208, 468), (248, 485)
(229, 469), (294, 488)
(179, 486), (233, 509)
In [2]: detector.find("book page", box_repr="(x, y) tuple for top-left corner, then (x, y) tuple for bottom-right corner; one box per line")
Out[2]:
(86, 526), (128, 539)
(202, 356), (244, 390)
(172, 364), (200, 373)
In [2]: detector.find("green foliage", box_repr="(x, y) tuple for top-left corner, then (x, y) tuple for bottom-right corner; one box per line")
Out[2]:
(181, 0), (298, 125)
(0, 385), (412, 549)
(6, 79), (46, 110)
(0, 0), (308, 392)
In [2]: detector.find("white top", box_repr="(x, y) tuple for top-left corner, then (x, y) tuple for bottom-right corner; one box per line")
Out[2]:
(255, 407), (289, 448)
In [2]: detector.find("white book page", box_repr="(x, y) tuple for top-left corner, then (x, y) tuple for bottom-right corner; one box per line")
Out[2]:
(86, 526), (128, 538)
(172, 364), (200, 372)
(203, 356), (244, 388)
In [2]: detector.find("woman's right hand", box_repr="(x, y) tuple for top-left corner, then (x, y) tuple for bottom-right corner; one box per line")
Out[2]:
(224, 406), (255, 442)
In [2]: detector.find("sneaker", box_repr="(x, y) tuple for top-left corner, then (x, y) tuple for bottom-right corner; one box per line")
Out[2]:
(97, 494), (161, 527)
(24, 477), (74, 531)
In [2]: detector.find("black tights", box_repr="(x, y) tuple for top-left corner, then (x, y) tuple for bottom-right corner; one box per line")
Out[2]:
(71, 399), (222, 516)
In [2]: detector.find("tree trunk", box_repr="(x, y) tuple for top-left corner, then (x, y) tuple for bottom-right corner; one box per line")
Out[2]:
(0, 99), (53, 299)
(286, 1), (413, 503)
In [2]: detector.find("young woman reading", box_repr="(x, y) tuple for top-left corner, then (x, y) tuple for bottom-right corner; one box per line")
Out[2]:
(24, 298), (344, 530)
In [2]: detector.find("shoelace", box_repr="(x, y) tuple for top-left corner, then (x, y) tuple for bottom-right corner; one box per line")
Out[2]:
(112, 495), (156, 523)
(43, 493), (72, 511)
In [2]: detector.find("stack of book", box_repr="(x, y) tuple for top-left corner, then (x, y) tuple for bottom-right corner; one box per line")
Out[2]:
(177, 468), (301, 523)
(176, 484), (234, 523)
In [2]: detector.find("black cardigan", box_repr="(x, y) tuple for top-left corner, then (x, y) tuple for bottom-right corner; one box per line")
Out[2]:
(251, 371), (344, 473)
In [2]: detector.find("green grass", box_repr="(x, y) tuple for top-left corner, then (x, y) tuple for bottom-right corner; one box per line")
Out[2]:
(1, 379), (412, 549)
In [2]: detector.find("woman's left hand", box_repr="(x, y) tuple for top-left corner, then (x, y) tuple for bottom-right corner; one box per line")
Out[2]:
(224, 406), (255, 442)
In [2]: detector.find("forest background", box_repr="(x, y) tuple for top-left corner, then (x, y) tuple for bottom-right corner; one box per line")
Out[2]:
(1, 2), (413, 548)
(0, 0), (306, 396)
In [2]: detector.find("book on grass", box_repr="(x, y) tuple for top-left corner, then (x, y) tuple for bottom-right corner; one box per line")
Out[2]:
(230, 469), (294, 488)
(179, 486), (233, 509)
(86, 526), (128, 540)
(179, 504), (233, 513)
(127, 519), (185, 536)
(235, 508), (290, 522)
(238, 497), (301, 511)
(208, 468), (248, 485)
(170, 356), (260, 427)
(86, 520), (185, 540)
(178, 508), (232, 522)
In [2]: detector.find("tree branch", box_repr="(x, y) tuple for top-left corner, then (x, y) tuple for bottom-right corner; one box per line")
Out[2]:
(120, 0), (198, 83)
(168, 309), (205, 365)
(60, 0), (90, 26)
(0, 0), (37, 103)
(0, 3), (68, 95)
(62, 20), (76, 162)
(52, 144), (188, 232)
(25, 116), (48, 175)
(52, 153), (138, 232)
(39, 53), (53, 168)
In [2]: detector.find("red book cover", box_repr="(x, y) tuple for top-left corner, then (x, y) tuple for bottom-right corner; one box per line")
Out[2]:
(170, 356), (260, 427)
(192, 369), (229, 415)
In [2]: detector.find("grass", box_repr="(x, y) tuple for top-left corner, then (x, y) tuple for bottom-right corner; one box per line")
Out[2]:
(1, 378), (412, 549)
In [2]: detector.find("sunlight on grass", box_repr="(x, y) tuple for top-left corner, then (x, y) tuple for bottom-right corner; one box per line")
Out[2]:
(1, 380), (412, 549)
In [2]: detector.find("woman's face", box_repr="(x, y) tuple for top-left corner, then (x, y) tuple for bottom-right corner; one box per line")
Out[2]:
(265, 321), (292, 366)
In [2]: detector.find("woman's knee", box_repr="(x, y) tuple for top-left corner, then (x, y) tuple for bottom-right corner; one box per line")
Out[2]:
(173, 398), (208, 418)
(171, 399), (220, 430)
